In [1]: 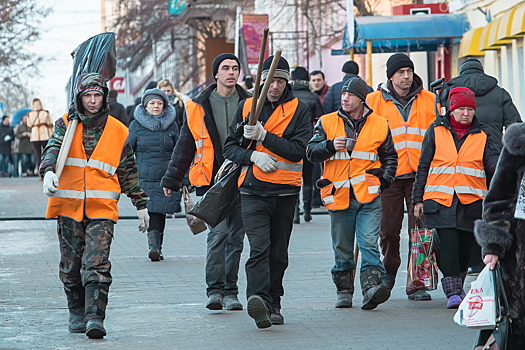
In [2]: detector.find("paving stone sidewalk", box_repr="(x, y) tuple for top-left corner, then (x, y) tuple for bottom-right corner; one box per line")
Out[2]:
(0, 178), (478, 350)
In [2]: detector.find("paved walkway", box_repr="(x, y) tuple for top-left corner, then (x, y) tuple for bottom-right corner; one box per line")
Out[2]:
(0, 178), (478, 349)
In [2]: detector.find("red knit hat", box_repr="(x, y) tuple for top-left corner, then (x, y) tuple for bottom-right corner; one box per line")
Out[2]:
(448, 87), (476, 112)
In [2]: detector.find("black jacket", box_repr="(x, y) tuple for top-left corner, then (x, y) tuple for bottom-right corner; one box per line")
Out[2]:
(291, 81), (324, 124)
(306, 106), (398, 193)
(0, 124), (14, 156)
(412, 114), (500, 232)
(161, 83), (251, 196)
(322, 74), (374, 114)
(439, 60), (521, 144)
(108, 97), (129, 126)
(222, 84), (312, 196)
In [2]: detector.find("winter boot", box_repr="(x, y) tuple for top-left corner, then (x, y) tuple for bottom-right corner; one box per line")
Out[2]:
(206, 292), (224, 310)
(270, 308), (284, 325)
(159, 233), (164, 261)
(147, 230), (161, 261)
(302, 186), (313, 222)
(332, 271), (355, 308)
(360, 267), (391, 310)
(293, 200), (300, 224)
(223, 294), (243, 310)
(442, 276), (463, 309)
(247, 295), (272, 329)
(84, 282), (109, 339)
(64, 284), (86, 333)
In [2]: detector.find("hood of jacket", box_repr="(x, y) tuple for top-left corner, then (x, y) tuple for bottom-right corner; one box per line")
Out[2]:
(133, 103), (176, 131)
(32, 98), (43, 111)
(74, 73), (110, 118)
(448, 60), (498, 97)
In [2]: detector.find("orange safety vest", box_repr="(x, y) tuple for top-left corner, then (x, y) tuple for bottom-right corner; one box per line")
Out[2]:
(423, 126), (488, 207)
(46, 114), (128, 222)
(238, 97), (303, 187)
(186, 100), (215, 187)
(367, 89), (435, 176)
(320, 111), (389, 209)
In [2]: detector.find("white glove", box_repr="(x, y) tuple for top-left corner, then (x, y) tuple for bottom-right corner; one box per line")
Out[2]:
(137, 208), (150, 232)
(43, 171), (59, 197)
(250, 151), (277, 173)
(244, 121), (267, 142)
(4, 135), (11, 142)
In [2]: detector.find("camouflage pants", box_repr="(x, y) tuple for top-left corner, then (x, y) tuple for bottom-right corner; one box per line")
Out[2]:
(57, 217), (114, 288)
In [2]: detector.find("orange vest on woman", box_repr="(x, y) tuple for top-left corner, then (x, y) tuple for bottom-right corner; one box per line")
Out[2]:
(320, 111), (389, 209)
(186, 100), (215, 187)
(367, 89), (435, 176)
(46, 115), (128, 222)
(423, 126), (488, 207)
(238, 97), (303, 187)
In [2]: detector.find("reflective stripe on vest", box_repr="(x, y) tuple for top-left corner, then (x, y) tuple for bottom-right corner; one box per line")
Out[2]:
(320, 111), (388, 209)
(46, 114), (128, 222)
(186, 100), (214, 186)
(367, 90), (435, 176)
(423, 126), (488, 207)
(238, 97), (303, 187)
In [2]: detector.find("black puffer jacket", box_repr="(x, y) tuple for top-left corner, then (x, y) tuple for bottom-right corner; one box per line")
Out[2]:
(439, 59), (521, 144)
(223, 84), (312, 196)
(412, 114), (500, 232)
(291, 80), (324, 124)
(161, 83), (251, 196)
(129, 104), (179, 214)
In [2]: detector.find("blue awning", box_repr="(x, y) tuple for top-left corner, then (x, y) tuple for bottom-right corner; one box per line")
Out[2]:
(334, 14), (470, 54)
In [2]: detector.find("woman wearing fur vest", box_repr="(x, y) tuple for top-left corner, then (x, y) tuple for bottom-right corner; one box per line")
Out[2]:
(413, 87), (499, 309)
(129, 89), (179, 262)
(474, 122), (525, 348)
(27, 98), (53, 175)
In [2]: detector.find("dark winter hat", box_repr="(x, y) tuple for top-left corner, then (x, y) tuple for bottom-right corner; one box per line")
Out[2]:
(74, 73), (109, 114)
(142, 88), (169, 109)
(262, 55), (291, 81)
(386, 53), (414, 79)
(291, 66), (310, 81)
(144, 81), (158, 91)
(212, 53), (240, 81)
(448, 87), (476, 112)
(341, 77), (369, 101)
(342, 61), (359, 75)
(459, 58), (484, 75)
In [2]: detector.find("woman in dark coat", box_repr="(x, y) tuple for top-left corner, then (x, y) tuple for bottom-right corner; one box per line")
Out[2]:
(412, 87), (499, 308)
(129, 88), (179, 261)
(475, 122), (525, 349)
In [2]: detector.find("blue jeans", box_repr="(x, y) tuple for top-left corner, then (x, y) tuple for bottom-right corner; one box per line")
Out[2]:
(205, 203), (245, 296)
(0, 154), (9, 174)
(329, 196), (386, 274)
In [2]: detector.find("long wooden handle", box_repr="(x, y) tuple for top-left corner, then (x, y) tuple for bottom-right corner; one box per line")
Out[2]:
(253, 50), (282, 121)
(55, 119), (79, 179)
(248, 27), (269, 126)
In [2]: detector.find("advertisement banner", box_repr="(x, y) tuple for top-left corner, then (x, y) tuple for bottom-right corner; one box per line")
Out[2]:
(242, 14), (269, 64)
(109, 77), (125, 94)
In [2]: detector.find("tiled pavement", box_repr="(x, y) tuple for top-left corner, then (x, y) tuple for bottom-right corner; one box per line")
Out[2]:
(0, 178), (477, 349)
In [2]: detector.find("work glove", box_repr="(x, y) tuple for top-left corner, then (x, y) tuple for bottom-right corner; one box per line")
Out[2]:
(250, 151), (277, 173)
(243, 121), (267, 142)
(43, 171), (59, 197)
(137, 208), (150, 233)
(365, 168), (390, 191)
(4, 135), (12, 142)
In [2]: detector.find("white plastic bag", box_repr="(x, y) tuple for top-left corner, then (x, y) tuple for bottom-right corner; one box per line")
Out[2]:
(453, 264), (496, 329)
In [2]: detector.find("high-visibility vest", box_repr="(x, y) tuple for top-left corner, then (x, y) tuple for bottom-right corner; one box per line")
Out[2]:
(320, 111), (389, 209)
(186, 100), (215, 187)
(423, 126), (488, 207)
(46, 114), (128, 222)
(238, 97), (303, 187)
(367, 89), (435, 176)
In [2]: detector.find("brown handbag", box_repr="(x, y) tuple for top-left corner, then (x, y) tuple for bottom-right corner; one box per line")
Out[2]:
(182, 186), (207, 235)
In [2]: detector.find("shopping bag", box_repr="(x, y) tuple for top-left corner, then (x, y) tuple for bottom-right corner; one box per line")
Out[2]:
(183, 186), (207, 235)
(188, 160), (241, 228)
(406, 222), (439, 294)
(454, 264), (496, 329)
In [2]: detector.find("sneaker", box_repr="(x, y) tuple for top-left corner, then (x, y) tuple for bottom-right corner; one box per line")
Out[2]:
(223, 295), (243, 310)
(270, 308), (284, 325)
(446, 295), (462, 309)
(407, 290), (432, 301)
(247, 295), (271, 329)
(206, 293), (223, 310)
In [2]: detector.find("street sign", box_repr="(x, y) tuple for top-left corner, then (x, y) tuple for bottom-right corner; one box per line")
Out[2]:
(168, 0), (187, 16)
(109, 77), (125, 94)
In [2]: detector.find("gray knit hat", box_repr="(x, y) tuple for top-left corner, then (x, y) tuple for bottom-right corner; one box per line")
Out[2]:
(261, 55), (291, 81)
(341, 77), (369, 101)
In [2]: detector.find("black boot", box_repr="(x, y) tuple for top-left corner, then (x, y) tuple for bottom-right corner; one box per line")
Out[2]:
(360, 267), (391, 310)
(147, 230), (161, 261)
(85, 282), (109, 339)
(159, 233), (164, 260)
(302, 186), (313, 222)
(293, 200), (300, 224)
(332, 271), (355, 308)
(64, 284), (86, 333)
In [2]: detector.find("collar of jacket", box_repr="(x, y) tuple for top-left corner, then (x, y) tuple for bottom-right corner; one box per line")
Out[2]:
(291, 80), (310, 90)
(133, 103), (176, 131)
(337, 104), (373, 130)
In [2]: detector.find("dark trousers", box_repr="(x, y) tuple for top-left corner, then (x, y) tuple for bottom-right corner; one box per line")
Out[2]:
(379, 178), (416, 277)
(32, 140), (47, 172)
(148, 212), (166, 233)
(58, 217), (114, 288)
(241, 194), (297, 309)
(312, 163), (322, 206)
(436, 228), (475, 277)
(302, 158), (313, 187)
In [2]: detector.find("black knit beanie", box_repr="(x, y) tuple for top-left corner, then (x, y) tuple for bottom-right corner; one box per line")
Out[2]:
(341, 77), (368, 101)
(386, 53), (414, 79)
(212, 53), (240, 80)
(342, 61), (359, 75)
(291, 66), (310, 81)
(262, 55), (291, 81)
